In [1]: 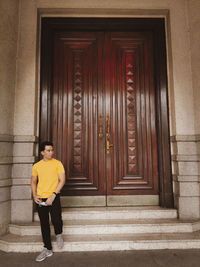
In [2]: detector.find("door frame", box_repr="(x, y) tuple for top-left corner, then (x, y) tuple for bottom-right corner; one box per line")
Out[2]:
(39, 18), (174, 208)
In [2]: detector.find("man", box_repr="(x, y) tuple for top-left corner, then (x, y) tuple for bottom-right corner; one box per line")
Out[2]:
(31, 141), (65, 262)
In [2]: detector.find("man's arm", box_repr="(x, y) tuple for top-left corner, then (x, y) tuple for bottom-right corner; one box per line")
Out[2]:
(46, 173), (66, 206)
(31, 175), (42, 204)
(54, 173), (66, 195)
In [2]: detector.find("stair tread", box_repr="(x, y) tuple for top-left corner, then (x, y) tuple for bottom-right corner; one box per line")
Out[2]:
(60, 206), (175, 212)
(35, 207), (177, 215)
(9, 218), (200, 227)
(33, 207), (177, 222)
(2, 231), (200, 243)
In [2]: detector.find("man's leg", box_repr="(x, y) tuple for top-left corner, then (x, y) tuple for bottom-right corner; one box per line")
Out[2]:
(50, 194), (63, 235)
(37, 204), (52, 250)
(50, 194), (64, 249)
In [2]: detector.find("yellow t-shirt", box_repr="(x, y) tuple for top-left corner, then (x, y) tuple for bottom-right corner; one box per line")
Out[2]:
(32, 158), (65, 198)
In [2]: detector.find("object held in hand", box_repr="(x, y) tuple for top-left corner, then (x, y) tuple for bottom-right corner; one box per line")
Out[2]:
(39, 202), (47, 207)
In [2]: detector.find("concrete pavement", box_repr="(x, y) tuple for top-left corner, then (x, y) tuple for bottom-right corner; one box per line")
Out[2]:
(1, 249), (200, 267)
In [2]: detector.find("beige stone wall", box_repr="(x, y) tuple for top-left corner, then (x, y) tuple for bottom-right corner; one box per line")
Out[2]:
(11, 135), (36, 223)
(188, 0), (200, 134)
(171, 135), (200, 218)
(0, 0), (198, 223)
(10, 0), (38, 223)
(0, 0), (19, 234)
(171, 0), (200, 219)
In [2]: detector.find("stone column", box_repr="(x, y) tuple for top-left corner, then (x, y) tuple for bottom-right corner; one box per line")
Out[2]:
(11, 0), (37, 223)
(172, 135), (200, 219)
(0, 0), (19, 233)
(0, 136), (12, 234)
(11, 136), (37, 223)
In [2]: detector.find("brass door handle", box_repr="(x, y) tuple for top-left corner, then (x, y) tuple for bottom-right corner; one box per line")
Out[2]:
(106, 115), (113, 154)
(106, 141), (114, 154)
(106, 140), (110, 154)
(106, 115), (110, 137)
(99, 115), (103, 137)
(99, 114), (113, 154)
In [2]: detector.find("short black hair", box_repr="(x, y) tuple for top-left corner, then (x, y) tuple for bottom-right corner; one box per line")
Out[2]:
(40, 141), (53, 152)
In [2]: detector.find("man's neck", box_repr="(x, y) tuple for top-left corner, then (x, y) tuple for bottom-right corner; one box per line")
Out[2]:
(42, 157), (53, 162)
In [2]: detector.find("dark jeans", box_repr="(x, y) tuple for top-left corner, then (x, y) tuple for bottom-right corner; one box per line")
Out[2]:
(37, 194), (63, 250)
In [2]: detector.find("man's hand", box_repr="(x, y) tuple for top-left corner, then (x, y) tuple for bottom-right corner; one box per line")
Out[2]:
(34, 195), (42, 204)
(46, 194), (56, 206)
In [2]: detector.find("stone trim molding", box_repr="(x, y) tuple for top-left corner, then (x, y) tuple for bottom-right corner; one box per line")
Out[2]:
(173, 175), (200, 182)
(0, 179), (12, 188)
(14, 135), (38, 143)
(171, 135), (200, 142)
(0, 135), (38, 143)
(172, 155), (200, 162)
(0, 135), (14, 142)
(0, 136), (38, 165)
(12, 178), (30, 185)
(178, 176), (200, 182)
(38, 8), (169, 18)
(13, 156), (36, 164)
(0, 157), (13, 165)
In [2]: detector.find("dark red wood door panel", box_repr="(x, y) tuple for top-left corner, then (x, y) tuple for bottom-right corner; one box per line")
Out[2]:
(105, 32), (158, 195)
(53, 32), (105, 195)
(52, 31), (158, 196)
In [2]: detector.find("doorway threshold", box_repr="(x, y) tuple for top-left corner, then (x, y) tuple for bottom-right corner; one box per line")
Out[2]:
(61, 195), (159, 207)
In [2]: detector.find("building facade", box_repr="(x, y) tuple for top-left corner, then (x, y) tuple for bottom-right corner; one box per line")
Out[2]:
(0, 0), (200, 236)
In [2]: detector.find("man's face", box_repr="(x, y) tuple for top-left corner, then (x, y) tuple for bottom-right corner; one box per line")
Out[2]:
(41, 145), (54, 160)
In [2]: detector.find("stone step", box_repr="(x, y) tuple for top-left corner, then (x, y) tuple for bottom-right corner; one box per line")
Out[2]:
(8, 219), (200, 236)
(34, 207), (178, 221)
(1, 232), (200, 252)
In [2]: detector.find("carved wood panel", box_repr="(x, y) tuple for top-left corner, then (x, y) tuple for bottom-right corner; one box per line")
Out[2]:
(106, 32), (159, 195)
(53, 32), (105, 195)
(126, 53), (137, 174)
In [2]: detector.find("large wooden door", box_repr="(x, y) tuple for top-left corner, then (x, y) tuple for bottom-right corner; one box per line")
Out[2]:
(105, 32), (159, 197)
(52, 30), (158, 200)
(53, 32), (106, 196)
(40, 18), (174, 208)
